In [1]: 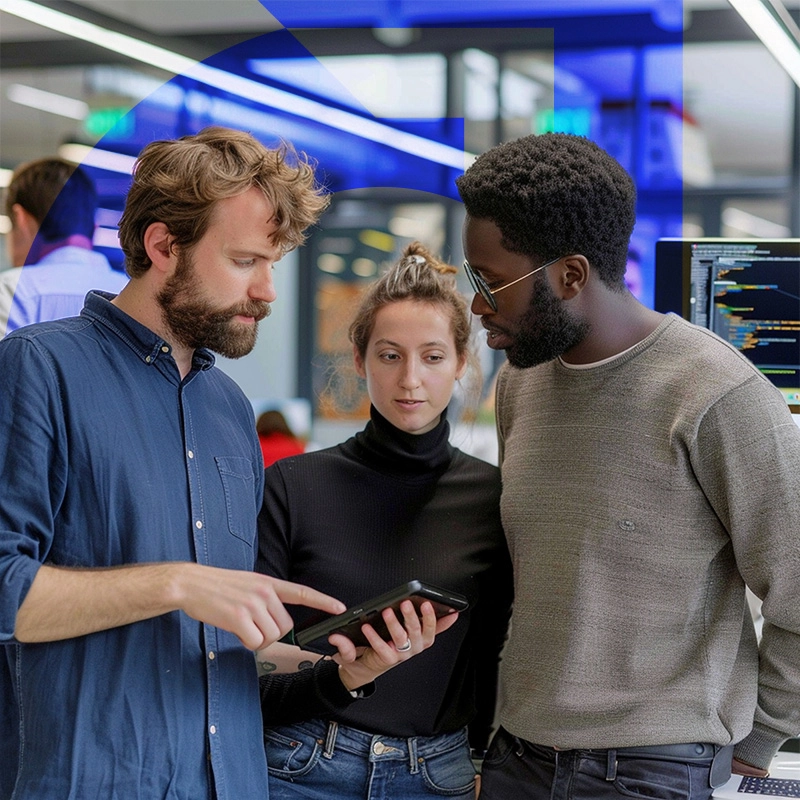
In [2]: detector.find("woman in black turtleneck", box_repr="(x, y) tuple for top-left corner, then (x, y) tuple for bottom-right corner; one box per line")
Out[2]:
(256, 242), (512, 800)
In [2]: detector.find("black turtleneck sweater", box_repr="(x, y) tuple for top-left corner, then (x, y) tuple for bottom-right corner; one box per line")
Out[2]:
(257, 407), (512, 750)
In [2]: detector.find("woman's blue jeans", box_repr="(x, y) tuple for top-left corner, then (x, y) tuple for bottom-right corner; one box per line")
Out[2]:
(264, 718), (476, 799)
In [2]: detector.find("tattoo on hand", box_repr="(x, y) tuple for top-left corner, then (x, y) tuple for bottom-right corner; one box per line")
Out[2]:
(298, 660), (314, 671)
(258, 660), (277, 674)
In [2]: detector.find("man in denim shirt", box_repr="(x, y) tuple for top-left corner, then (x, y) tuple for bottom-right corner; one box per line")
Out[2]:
(0, 127), (343, 799)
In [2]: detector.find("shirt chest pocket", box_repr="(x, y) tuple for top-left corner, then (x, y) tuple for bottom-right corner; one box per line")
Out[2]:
(215, 456), (257, 545)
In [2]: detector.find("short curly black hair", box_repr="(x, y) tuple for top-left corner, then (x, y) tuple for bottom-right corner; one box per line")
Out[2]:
(455, 133), (636, 289)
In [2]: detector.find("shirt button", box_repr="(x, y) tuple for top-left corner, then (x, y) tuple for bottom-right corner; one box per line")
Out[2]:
(187, 450), (194, 459)
(373, 741), (386, 755)
(209, 725), (217, 735)
(208, 651), (215, 660)
(161, 345), (170, 353)
(195, 520), (203, 529)
(145, 356), (152, 363)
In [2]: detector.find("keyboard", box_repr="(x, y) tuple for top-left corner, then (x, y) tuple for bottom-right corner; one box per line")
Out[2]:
(737, 777), (800, 796)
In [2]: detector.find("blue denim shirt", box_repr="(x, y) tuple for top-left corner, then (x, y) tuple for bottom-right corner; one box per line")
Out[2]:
(0, 292), (267, 799)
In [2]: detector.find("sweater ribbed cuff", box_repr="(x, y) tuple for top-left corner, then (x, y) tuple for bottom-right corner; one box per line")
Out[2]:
(314, 658), (375, 705)
(733, 723), (787, 771)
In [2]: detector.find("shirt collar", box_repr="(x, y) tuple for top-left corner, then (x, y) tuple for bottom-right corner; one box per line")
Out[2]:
(25, 234), (93, 264)
(80, 290), (215, 373)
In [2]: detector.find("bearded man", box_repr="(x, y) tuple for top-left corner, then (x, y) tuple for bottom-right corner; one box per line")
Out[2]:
(457, 133), (800, 800)
(0, 127), (346, 800)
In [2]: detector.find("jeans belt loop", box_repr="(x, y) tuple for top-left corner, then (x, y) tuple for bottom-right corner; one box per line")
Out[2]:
(606, 749), (618, 781)
(408, 736), (420, 774)
(323, 720), (338, 759)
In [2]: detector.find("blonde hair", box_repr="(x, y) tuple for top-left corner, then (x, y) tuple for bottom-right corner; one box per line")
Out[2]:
(118, 126), (329, 277)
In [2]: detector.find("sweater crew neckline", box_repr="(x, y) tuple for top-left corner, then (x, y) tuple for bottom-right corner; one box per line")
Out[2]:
(557, 314), (676, 373)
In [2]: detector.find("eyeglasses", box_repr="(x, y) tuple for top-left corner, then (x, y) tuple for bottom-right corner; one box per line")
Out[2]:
(462, 255), (561, 313)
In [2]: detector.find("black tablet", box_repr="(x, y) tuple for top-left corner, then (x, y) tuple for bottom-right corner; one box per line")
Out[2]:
(294, 580), (469, 650)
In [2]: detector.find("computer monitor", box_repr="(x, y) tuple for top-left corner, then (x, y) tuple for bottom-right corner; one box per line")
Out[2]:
(654, 238), (800, 413)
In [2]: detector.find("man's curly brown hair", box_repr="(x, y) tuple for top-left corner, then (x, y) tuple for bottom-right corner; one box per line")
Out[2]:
(455, 133), (636, 289)
(119, 126), (329, 278)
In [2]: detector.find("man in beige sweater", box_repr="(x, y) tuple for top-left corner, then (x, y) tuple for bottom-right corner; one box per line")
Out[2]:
(456, 132), (800, 799)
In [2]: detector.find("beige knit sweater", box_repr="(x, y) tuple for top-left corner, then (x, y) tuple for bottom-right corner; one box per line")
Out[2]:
(495, 314), (800, 770)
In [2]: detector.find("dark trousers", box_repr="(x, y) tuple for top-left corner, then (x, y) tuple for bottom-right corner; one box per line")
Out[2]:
(480, 727), (733, 800)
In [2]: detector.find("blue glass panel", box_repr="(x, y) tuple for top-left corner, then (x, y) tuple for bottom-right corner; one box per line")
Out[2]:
(94, 28), (465, 200)
(83, 6), (686, 309)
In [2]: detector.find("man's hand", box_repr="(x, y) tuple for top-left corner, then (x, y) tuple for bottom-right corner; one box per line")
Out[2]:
(15, 561), (345, 649)
(175, 564), (346, 650)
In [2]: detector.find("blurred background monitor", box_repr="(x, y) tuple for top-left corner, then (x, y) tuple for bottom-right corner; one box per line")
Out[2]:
(655, 238), (800, 413)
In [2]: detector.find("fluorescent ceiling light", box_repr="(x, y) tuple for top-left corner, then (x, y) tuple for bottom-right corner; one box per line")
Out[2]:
(58, 143), (137, 174)
(727, 0), (800, 87)
(249, 54), (447, 119)
(0, 0), (193, 74)
(0, 0), (475, 170)
(7, 83), (89, 119)
(722, 206), (791, 237)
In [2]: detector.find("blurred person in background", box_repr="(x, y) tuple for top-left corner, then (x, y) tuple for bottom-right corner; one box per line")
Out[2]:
(257, 408), (306, 467)
(1, 157), (128, 337)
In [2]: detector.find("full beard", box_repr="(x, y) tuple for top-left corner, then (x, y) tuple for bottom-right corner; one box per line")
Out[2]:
(505, 275), (589, 369)
(157, 249), (271, 359)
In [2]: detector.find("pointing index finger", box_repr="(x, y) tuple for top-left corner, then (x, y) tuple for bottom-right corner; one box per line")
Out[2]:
(271, 578), (346, 615)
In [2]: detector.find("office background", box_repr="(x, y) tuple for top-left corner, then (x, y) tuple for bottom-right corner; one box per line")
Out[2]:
(1, 0), (798, 447)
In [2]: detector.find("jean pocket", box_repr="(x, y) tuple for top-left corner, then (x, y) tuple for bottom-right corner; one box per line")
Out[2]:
(612, 757), (708, 800)
(264, 728), (323, 778)
(420, 743), (477, 796)
(215, 456), (256, 544)
(482, 727), (518, 769)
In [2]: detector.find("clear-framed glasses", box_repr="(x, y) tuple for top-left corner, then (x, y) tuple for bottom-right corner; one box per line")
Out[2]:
(462, 256), (562, 313)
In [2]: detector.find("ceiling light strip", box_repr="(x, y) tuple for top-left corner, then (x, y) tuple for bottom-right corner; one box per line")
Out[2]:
(58, 143), (138, 173)
(727, 0), (800, 87)
(7, 83), (89, 119)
